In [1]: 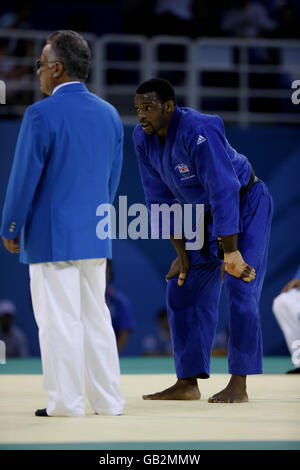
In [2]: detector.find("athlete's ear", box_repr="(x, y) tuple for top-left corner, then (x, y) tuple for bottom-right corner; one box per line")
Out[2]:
(164, 100), (175, 113)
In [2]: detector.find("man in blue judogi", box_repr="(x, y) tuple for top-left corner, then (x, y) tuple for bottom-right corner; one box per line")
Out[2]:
(133, 78), (273, 403)
(1, 31), (124, 417)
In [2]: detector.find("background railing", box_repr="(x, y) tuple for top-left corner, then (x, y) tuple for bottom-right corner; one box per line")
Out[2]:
(0, 29), (299, 125)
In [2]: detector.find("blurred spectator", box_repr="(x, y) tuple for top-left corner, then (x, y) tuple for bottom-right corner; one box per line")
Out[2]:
(142, 308), (228, 358)
(220, 0), (277, 38)
(218, 0), (287, 115)
(105, 260), (135, 354)
(142, 308), (172, 356)
(273, 264), (300, 374)
(0, 1), (36, 107)
(145, 0), (200, 86)
(152, 0), (197, 37)
(0, 1), (35, 30)
(0, 299), (29, 357)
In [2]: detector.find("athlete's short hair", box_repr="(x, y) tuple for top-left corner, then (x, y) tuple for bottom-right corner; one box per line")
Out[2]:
(47, 30), (91, 81)
(136, 78), (176, 104)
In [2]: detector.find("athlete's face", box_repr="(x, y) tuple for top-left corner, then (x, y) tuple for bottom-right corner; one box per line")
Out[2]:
(134, 92), (174, 137)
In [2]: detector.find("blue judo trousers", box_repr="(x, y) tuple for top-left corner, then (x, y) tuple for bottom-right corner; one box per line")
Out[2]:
(133, 106), (273, 379)
(167, 180), (273, 378)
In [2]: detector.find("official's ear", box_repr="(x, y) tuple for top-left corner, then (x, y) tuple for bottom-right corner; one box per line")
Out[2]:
(53, 62), (64, 79)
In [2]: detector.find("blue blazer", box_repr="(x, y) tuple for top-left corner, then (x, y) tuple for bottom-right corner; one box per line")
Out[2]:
(0, 83), (123, 263)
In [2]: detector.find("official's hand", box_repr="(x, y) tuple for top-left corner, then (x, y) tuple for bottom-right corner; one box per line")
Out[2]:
(1, 236), (20, 253)
(281, 279), (300, 293)
(223, 250), (255, 283)
(165, 253), (190, 286)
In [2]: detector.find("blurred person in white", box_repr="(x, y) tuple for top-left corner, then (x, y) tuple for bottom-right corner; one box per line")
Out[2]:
(273, 264), (300, 374)
(0, 299), (29, 357)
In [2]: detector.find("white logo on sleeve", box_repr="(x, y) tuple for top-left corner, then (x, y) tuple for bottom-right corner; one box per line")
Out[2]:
(197, 134), (206, 145)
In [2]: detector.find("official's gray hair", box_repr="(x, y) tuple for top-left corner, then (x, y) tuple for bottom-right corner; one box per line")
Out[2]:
(47, 30), (91, 81)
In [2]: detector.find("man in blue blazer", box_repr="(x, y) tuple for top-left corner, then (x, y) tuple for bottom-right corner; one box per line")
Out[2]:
(1, 30), (124, 417)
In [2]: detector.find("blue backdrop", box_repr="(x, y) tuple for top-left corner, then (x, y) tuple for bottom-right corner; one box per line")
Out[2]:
(0, 118), (299, 356)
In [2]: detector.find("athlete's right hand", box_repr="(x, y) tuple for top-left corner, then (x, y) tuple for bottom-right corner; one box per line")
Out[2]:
(165, 253), (190, 286)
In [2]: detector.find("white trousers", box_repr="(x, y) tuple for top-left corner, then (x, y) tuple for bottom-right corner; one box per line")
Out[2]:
(29, 258), (124, 417)
(273, 288), (300, 365)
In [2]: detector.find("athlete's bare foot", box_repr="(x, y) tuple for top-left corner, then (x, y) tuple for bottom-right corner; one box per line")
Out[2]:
(208, 375), (248, 403)
(143, 377), (201, 400)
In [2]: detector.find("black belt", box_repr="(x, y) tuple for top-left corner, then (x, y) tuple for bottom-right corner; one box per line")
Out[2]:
(240, 167), (259, 198)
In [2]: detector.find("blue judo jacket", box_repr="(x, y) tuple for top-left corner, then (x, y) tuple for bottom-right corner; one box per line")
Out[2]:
(0, 83), (123, 263)
(133, 106), (252, 239)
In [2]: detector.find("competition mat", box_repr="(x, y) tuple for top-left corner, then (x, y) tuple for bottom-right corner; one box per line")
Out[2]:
(0, 357), (299, 450)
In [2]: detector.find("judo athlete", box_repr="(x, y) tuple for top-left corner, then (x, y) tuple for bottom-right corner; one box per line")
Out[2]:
(1, 31), (124, 417)
(133, 78), (273, 403)
(273, 264), (300, 374)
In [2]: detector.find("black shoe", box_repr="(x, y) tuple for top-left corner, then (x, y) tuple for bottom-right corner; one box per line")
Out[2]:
(35, 408), (49, 416)
(286, 368), (300, 374)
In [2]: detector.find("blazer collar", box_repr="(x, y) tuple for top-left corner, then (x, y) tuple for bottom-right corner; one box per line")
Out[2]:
(52, 82), (87, 95)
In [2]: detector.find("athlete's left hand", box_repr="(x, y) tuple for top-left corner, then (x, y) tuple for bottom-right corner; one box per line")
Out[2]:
(223, 250), (255, 283)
